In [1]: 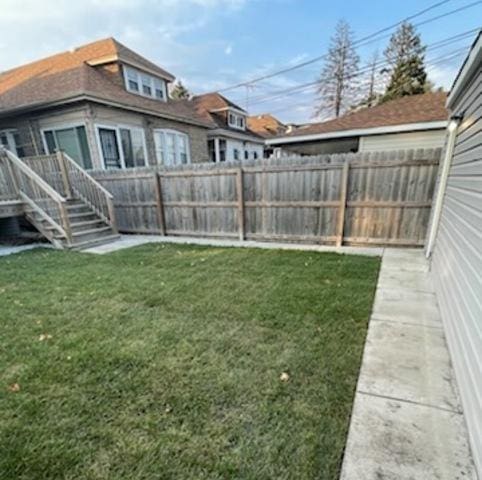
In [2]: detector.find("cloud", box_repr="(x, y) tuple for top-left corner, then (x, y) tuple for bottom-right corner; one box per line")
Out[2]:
(0, 0), (248, 72)
(225, 44), (233, 55)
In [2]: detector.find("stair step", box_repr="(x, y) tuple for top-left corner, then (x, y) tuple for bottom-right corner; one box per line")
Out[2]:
(71, 226), (112, 237)
(69, 212), (98, 220)
(71, 219), (105, 229)
(70, 234), (121, 250)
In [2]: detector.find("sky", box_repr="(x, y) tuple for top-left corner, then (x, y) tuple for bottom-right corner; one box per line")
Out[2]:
(0, 0), (480, 124)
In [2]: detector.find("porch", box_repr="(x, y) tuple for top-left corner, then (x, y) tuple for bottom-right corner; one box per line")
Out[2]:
(0, 148), (119, 249)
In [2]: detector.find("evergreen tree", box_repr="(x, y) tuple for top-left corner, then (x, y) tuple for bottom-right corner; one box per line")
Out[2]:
(170, 81), (191, 100)
(381, 22), (428, 102)
(315, 20), (360, 118)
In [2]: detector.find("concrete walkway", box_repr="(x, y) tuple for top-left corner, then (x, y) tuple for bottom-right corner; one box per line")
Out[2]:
(341, 249), (476, 479)
(82, 234), (383, 256)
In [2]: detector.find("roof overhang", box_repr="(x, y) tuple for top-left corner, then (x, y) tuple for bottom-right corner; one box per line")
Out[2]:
(266, 121), (448, 145)
(0, 93), (211, 129)
(447, 31), (482, 110)
(208, 128), (265, 144)
(86, 55), (175, 82)
(210, 106), (247, 116)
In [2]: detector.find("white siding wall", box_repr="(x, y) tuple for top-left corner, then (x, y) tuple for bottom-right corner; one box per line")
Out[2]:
(225, 138), (264, 162)
(430, 68), (482, 474)
(359, 129), (446, 152)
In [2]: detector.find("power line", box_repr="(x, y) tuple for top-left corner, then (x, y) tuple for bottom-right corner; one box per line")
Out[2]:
(245, 37), (475, 108)
(261, 48), (469, 117)
(215, 0), (481, 94)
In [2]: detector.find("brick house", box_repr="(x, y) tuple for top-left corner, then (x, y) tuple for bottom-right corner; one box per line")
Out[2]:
(0, 38), (213, 170)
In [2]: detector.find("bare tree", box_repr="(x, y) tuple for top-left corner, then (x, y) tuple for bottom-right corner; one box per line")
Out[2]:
(315, 20), (360, 118)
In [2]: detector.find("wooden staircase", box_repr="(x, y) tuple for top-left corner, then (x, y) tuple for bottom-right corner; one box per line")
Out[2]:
(0, 148), (120, 250)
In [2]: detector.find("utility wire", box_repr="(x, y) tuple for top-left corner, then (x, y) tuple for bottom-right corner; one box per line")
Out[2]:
(233, 24), (479, 106)
(215, 0), (481, 93)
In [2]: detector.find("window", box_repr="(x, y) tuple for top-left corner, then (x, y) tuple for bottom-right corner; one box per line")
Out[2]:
(233, 148), (239, 161)
(208, 139), (216, 162)
(126, 67), (139, 92)
(141, 74), (152, 96)
(43, 125), (92, 169)
(244, 150), (249, 160)
(227, 110), (246, 131)
(253, 151), (258, 160)
(219, 139), (226, 162)
(0, 130), (25, 157)
(120, 128), (146, 168)
(154, 78), (165, 100)
(153, 130), (191, 166)
(124, 66), (167, 102)
(96, 125), (147, 170)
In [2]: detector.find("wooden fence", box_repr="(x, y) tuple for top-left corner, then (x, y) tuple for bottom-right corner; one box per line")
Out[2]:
(91, 148), (442, 247)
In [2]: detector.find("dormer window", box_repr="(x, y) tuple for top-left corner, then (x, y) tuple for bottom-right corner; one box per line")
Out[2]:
(124, 65), (167, 101)
(228, 110), (246, 130)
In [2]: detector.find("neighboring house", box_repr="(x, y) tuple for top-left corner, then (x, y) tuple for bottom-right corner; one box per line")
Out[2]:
(247, 114), (286, 138)
(0, 38), (212, 170)
(266, 92), (449, 156)
(192, 93), (265, 162)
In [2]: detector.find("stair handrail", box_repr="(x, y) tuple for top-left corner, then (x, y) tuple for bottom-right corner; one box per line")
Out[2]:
(60, 152), (118, 233)
(1, 147), (73, 244)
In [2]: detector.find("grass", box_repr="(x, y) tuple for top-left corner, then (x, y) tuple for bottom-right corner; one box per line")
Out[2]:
(0, 243), (380, 480)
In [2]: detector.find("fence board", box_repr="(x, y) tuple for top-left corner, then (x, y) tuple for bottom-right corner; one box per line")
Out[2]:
(90, 148), (441, 247)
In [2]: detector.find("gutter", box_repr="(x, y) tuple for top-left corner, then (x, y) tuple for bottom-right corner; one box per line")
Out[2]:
(266, 121), (448, 145)
(208, 128), (265, 144)
(0, 93), (212, 129)
(425, 118), (461, 258)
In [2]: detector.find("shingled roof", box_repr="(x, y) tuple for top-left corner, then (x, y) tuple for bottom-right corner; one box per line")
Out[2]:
(274, 92), (448, 140)
(247, 114), (286, 138)
(0, 38), (211, 127)
(192, 93), (263, 138)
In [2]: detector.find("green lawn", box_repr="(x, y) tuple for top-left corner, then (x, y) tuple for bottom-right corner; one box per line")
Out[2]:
(0, 244), (380, 480)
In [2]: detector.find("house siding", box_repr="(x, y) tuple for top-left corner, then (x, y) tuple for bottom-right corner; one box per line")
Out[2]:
(359, 129), (446, 152)
(0, 102), (210, 168)
(430, 64), (482, 474)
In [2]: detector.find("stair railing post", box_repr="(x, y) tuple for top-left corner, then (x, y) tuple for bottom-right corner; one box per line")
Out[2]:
(57, 150), (72, 199)
(59, 200), (73, 246)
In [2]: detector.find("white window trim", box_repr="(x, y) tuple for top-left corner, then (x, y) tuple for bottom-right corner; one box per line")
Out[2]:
(95, 123), (148, 170)
(123, 65), (168, 102)
(227, 110), (246, 131)
(40, 122), (88, 156)
(0, 129), (19, 156)
(153, 129), (191, 166)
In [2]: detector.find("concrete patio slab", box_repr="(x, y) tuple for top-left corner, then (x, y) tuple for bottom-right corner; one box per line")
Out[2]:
(371, 288), (441, 327)
(358, 320), (461, 412)
(341, 394), (475, 480)
(0, 243), (48, 256)
(377, 268), (434, 294)
(341, 249), (475, 479)
(82, 234), (384, 257)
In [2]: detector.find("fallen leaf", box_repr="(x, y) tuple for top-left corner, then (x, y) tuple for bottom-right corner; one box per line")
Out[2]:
(280, 372), (290, 382)
(8, 383), (20, 392)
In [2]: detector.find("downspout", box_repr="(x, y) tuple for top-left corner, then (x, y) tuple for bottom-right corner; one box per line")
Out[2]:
(425, 116), (461, 258)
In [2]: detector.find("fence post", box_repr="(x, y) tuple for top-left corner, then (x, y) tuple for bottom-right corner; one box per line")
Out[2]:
(236, 168), (245, 241)
(335, 160), (350, 247)
(153, 171), (166, 236)
(57, 150), (72, 199)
